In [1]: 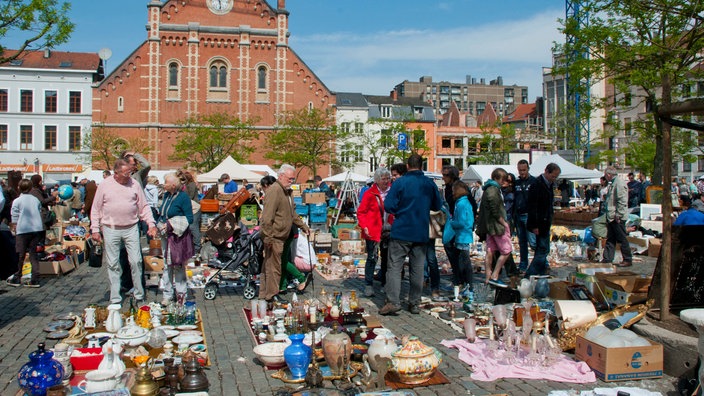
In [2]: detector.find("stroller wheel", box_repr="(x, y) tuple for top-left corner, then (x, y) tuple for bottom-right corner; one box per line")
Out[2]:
(243, 283), (257, 300)
(203, 283), (218, 300)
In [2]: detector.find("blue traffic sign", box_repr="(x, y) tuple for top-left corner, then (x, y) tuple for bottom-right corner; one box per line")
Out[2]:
(398, 133), (408, 151)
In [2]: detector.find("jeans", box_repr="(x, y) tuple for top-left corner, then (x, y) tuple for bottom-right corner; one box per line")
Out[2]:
(386, 239), (427, 307)
(190, 210), (202, 255)
(364, 239), (379, 286)
(444, 243), (461, 286)
(457, 248), (473, 287)
(424, 239), (440, 290)
(525, 230), (550, 277)
(603, 220), (632, 263)
(515, 213), (536, 271)
(103, 224), (144, 303)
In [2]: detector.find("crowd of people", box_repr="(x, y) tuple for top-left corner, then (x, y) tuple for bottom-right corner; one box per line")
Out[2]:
(3, 152), (703, 311)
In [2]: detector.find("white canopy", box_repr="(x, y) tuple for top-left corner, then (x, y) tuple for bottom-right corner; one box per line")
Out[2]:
(461, 164), (511, 184)
(198, 156), (263, 183)
(242, 164), (277, 178)
(323, 171), (369, 183)
(529, 154), (602, 180)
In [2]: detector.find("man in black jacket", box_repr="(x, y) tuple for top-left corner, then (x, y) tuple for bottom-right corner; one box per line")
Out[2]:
(526, 163), (561, 277)
(513, 160), (536, 272)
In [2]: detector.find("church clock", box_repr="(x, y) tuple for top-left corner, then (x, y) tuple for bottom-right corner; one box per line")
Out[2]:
(206, 0), (233, 15)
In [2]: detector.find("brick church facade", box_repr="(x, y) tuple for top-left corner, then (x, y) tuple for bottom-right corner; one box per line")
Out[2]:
(92, 0), (334, 169)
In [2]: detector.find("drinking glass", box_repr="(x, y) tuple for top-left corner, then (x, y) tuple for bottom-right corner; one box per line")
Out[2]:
(250, 299), (259, 321)
(463, 318), (477, 343)
(258, 299), (268, 320)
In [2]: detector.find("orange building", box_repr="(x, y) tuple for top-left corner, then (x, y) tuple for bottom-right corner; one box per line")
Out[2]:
(92, 0), (334, 169)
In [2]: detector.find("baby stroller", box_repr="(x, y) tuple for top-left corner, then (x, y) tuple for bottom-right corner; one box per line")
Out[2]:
(203, 212), (263, 300)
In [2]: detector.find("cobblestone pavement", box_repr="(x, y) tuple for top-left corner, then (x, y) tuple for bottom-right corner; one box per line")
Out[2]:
(0, 249), (681, 396)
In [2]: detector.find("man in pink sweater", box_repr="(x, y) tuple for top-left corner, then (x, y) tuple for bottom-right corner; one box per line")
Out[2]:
(91, 159), (157, 304)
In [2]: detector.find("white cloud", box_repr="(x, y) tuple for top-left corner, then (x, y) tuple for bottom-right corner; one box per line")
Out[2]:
(291, 9), (564, 97)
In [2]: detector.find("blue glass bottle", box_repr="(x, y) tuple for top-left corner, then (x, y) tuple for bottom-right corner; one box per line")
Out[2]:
(17, 343), (64, 396)
(284, 333), (312, 380)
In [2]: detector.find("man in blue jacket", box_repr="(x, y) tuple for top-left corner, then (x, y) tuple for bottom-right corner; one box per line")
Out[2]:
(381, 154), (442, 315)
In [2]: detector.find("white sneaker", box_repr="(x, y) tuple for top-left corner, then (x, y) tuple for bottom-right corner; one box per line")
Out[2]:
(161, 298), (171, 306)
(364, 285), (374, 297)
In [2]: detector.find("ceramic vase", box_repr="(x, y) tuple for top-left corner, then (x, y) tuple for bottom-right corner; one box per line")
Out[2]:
(532, 276), (550, 299)
(367, 334), (398, 372)
(284, 334), (312, 380)
(18, 343), (64, 396)
(321, 325), (351, 377)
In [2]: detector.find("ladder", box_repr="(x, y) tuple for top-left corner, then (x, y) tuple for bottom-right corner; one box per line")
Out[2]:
(331, 171), (360, 226)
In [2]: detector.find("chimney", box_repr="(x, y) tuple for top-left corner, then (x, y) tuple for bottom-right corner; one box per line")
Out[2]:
(43, 49), (50, 58)
(390, 89), (398, 100)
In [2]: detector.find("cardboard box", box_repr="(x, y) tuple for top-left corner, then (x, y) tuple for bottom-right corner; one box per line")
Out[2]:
(575, 335), (663, 381)
(314, 232), (333, 244)
(338, 240), (365, 254)
(626, 236), (649, 254)
(303, 192), (327, 204)
(337, 228), (361, 241)
(548, 281), (573, 300)
(596, 272), (651, 305)
(640, 220), (663, 234)
(39, 258), (74, 275)
(62, 239), (87, 252)
(648, 238), (662, 258)
(144, 255), (164, 273)
(145, 271), (161, 287)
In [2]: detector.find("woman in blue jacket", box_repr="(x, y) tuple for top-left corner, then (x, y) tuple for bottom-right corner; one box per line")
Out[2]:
(450, 181), (474, 296)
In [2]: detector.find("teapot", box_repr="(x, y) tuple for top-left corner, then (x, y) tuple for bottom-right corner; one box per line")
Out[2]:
(131, 364), (159, 396)
(105, 304), (123, 333)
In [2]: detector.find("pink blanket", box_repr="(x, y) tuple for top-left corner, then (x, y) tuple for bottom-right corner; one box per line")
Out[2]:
(441, 338), (596, 383)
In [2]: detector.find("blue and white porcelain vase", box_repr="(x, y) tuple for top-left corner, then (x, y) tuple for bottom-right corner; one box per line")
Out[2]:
(17, 343), (64, 396)
(284, 333), (312, 380)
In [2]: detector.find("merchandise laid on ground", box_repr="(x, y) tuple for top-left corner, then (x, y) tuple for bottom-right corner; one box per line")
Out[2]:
(17, 298), (210, 395)
(6, 195), (697, 396)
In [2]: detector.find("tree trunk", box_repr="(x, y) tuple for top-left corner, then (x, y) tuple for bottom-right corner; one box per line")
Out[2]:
(658, 75), (672, 321)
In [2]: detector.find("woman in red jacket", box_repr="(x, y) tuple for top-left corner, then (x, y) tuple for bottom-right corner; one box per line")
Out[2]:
(357, 168), (393, 297)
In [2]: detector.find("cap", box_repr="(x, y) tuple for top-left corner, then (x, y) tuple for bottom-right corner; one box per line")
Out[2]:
(699, 175), (704, 180)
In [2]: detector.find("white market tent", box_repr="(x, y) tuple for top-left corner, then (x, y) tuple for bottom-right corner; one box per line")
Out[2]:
(461, 164), (511, 184)
(198, 156), (262, 183)
(242, 164), (276, 178)
(323, 171), (369, 183)
(529, 154), (602, 181)
(77, 169), (176, 184)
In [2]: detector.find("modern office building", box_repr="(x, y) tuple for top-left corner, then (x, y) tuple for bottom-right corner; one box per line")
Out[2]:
(392, 75), (528, 117)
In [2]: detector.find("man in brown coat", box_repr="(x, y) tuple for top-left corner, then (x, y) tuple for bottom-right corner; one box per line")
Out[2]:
(259, 164), (310, 305)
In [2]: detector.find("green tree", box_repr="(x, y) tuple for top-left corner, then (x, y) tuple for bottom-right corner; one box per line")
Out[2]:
(341, 117), (396, 172)
(0, 0), (74, 63)
(382, 124), (432, 166)
(265, 107), (346, 178)
(555, 0), (704, 319)
(171, 112), (259, 172)
(473, 123), (517, 165)
(86, 122), (149, 170)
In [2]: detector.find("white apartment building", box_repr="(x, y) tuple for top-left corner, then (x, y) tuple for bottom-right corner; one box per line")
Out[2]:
(0, 49), (102, 182)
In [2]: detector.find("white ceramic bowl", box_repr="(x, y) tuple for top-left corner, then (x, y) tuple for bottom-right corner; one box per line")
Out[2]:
(253, 342), (287, 367)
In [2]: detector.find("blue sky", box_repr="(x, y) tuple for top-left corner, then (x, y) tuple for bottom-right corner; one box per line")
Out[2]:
(8, 0), (565, 100)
